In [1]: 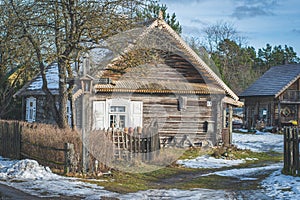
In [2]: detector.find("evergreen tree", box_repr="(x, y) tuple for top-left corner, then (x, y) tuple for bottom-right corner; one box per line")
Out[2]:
(137, 1), (182, 34)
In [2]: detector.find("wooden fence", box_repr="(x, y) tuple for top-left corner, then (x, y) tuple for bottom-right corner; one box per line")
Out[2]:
(21, 141), (75, 174)
(0, 120), (76, 173)
(283, 126), (300, 176)
(0, 120), (161, 173)
(108, 126), (160, 161)
(0, 120), (21, 159)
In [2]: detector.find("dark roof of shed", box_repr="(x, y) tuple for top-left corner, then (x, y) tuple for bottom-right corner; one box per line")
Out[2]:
(239, 64), (300, 98)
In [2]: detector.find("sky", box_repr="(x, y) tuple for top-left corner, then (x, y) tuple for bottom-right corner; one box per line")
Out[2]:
(159, 0), (300, 55)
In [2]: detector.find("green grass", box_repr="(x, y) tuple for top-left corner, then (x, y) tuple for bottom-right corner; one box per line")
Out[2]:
(178, 147), (212, 160)
(82, 148), (283, 193)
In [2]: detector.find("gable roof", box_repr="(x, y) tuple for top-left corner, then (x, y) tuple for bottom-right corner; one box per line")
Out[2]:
(15, 18), (239, 103)
(239, 64), (300, 98)
(14, 62), (60, 97)
(91, 19), (239, 101)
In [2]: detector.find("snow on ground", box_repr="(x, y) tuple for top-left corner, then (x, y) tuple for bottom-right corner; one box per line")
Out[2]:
(262, 169), (300, 199)
(0, 157), (233, 199)
(0, 157), (116, 198)
(176, 130), (283, 170)
(233, 130), (283, 153)
(207, 163), (282, 181)
(0, 131), (299, 200)
(177, 155), (246, 169)
(112, 189), (230, 200)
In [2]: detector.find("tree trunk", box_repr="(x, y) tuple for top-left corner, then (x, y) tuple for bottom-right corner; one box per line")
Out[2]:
(57, 60), (70, 129)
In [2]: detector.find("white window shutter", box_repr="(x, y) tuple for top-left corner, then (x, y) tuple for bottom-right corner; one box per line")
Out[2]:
(32, 100), (36, 122)
(25, 99), (29, 121)
(25, 97), (36, 123)
(130, 101), (143, 128)
(93, 101), (106, 130)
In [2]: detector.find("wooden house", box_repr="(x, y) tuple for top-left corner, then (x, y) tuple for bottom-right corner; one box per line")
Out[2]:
(239, 64), (300, 131)
(14, 18), (241, 146)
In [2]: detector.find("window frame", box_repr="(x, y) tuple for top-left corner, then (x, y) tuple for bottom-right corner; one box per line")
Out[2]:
(25, 96), (36, 123)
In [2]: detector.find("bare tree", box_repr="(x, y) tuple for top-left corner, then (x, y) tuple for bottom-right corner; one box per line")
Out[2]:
(2, 0), (153, 128)
(0, 2), (38, 119)
(202, 21), (246, 53)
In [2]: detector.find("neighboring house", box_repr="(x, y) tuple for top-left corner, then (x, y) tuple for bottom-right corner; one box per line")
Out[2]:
(15, 18), (241, 146)
(14, 63), (73, 125)
(239, 64), (300, 131)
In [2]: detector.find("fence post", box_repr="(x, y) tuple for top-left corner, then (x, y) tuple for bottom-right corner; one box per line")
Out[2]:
(283, 127), (288, 174)
(4, 121), (9, 158)
(64, 143), (75, 174)
(283, 126), (300, 176)
(288, 127), (293, 175)
(293, 127), (299, 175)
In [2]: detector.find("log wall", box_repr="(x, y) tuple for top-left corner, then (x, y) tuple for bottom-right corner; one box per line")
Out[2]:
(86, 93), (219, 145)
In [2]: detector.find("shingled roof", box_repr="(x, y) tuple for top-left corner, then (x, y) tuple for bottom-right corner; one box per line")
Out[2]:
(91, 18), (239, 101)
(239, 64), (300, 98)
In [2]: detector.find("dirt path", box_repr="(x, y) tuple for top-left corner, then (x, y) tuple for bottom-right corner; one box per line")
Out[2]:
(0, 183), (39, 200)
(0, 183), (81, 200)
(148, 162), (279, 191)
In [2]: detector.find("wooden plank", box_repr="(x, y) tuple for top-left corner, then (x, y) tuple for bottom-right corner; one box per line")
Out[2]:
(283, 127), (288, 173)
(294, 128), (299, 175)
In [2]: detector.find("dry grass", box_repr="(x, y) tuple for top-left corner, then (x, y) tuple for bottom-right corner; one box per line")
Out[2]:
(20, 122), (82, 172)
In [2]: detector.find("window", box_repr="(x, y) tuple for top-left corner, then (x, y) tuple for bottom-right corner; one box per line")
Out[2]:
(93, 99), (143, 130)
(25, 97), (36, 123)
(109, 106), (126, 128)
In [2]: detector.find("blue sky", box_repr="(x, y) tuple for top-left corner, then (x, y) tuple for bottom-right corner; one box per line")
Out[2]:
(159, 0), (300, 55)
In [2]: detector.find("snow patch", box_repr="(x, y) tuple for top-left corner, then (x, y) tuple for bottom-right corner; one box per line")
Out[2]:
(177, 155), (245, 169)
(4, 159), (54, 180)
(262, 169), (300, 199)
(208, 164), (282, 179)
(232, 132), (283, 152)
